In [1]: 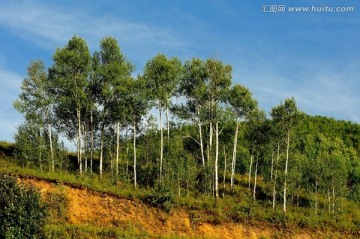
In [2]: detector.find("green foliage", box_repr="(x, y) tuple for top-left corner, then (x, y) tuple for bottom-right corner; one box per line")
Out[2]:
(14, 122), (46, 168)
(45, 187), (69, 223)
(8, 34), (360, 237)
(144, 185), (175, 212)
(194, 165), (213, 195)
(14, 122), (67, 170)
(144, 53), (182, 104)
(0, 173), (47, 239)
(44, 224), (150, 239)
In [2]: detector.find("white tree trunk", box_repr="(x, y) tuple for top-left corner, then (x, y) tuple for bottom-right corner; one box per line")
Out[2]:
(116, 121), (120, 176)
(166, 104), (170, 145)
(253, 155), (259, 200)
(159, 103), (164, 184)
(283, 132), (290, 214)
(272, 141), (280, 210)
(248, 155), (253, 189)
(214, 122), (219, 202)
(197, 107), (205, 167)
(83, 124), (87, 172)
(270, 150), (274, 181)
(90, 110), (94, 172)
(99, 125), (104, 179)
(133, 121), (137, 189)
(48, 123), (54, 172)
(77, 108), (82, 175)
(208, 113), (213, 165)
(231, 121), (239, 192)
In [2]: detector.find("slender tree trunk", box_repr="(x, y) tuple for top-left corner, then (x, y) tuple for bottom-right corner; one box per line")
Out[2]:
(48, 123), (55, 172)
(159, 103), (164, 185)
(197, 107), (205, 167)
(110, 148), (113, 176)
(126, 145), (129, 179)
(283, 132), (290, 214)
(178, 181), (181, 197)
(328, 190), (331, 213)
(133, 121), (137, 190)
(273, 141), (280, 210)
(83, 125), (88, 172)
(214, 122), (219, 202)
(90, 110), (94, 172)
(99, 124), (104, 179)
(116, 121), (120, 176)
(209, 122), (213, 155)
(248, 155), (253, 189)
(38, 129), (43, 172)
(270, 150), (274, 181)
(231, 121), (239, 192)
(207, 99), (213, 164)
(166, 104), (170, 148)
(77, 108), (82, 175)
(253, 155), (259, 200)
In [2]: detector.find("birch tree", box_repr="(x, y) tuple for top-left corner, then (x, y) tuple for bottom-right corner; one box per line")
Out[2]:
(204, 59), (232, 202)
(270, 97), (301, 213)
(228, 84), (257, 192)
(126, 76), (150, 189)
(14, 60), (55, 171)
(91, 36), (133, 178)
(48, 36), (91, 174)
(144, 54), (182, 184)
(177, 58), (207, 167)
(246, 109), (270, 200)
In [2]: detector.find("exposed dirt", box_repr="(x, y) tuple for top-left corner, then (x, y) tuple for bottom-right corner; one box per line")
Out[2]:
(20, 177), (330, 239)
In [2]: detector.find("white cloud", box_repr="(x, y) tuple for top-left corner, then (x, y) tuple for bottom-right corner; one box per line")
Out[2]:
(233, 58), (360, 123)
(0, 68), (23, 141)
(0, 1), (187, 55)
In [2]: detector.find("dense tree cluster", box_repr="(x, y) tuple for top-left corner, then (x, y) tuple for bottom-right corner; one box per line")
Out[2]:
(14, 36), (360, 214)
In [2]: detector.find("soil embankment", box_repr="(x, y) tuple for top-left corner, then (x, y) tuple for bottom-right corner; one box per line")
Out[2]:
(21, 177), (327, 239)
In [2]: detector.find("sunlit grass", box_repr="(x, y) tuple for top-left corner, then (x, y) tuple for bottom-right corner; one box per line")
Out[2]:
(1, 156), (360, 238)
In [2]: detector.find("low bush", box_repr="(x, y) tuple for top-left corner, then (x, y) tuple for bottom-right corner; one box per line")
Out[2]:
(46, 187), (69, 223)
(0, 173), (47, 239)
(144, 185), (175, 212)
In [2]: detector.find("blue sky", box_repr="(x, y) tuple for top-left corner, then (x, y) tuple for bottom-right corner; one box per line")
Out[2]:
(1, 0), (359, 142)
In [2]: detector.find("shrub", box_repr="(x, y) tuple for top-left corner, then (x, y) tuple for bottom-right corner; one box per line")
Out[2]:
(0, 173), (47, 239)
(144, 185), (175, 212)
(46, 187), (69, 223)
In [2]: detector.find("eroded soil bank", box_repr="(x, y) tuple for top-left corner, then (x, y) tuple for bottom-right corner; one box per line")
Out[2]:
(21, 178), (348, 239)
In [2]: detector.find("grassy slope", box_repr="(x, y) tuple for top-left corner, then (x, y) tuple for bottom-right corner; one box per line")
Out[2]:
(1, 154), (360, 238)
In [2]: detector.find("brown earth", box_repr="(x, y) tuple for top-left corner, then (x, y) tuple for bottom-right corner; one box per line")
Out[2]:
(20, 177), (335, 239)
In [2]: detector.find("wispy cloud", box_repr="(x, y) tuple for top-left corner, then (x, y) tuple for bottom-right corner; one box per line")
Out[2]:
(0, 1), (187, 57)
(0, 67), (23, 141)
(233, 58), (360, 122)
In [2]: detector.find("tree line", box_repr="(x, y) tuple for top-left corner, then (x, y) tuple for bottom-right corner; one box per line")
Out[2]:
(14, 35), (360, 214)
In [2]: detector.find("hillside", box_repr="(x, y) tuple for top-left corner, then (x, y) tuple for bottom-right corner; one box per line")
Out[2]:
(2, 134), (360, 238)
(19, 176), (335, 239)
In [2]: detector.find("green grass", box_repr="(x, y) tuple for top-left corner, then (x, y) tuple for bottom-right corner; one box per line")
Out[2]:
(0, 157), (148, 202)
(44, 223), (210, 239)
(1, 156), (360, 238)
(44, 224), (149, 239)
